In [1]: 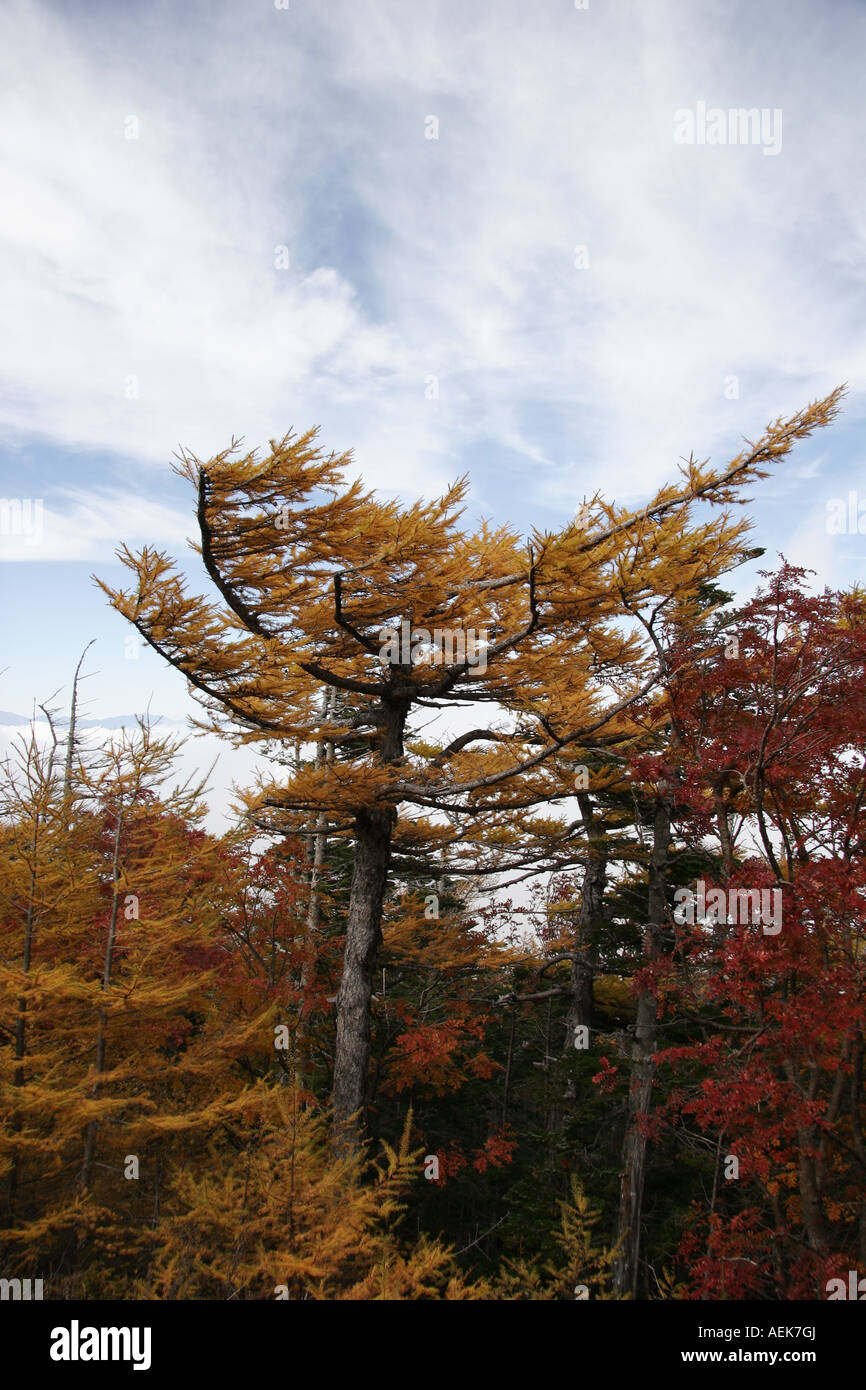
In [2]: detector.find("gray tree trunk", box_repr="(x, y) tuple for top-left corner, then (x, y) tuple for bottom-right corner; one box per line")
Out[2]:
(330, 696), (406, 1154)
(613, 786), (672, 1298)
(330, 805), (394, 1154)
(563, 791), (606, 1053)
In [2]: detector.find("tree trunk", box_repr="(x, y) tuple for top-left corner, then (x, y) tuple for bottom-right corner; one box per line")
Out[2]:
(796, 1129), (828, 1254)
(613, 786), (672, 1299)
(330, 694), (407, 1154)
(80, 810), (123, 1192)
(62, 640), (94, 821)
(563, 791), (606, 1054)
(7, 721), (61, 1215)
(330, 805), (394, 1154)
(297, 687), (334, 1093)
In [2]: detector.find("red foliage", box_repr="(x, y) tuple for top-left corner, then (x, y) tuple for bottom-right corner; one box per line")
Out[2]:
(591, 1055), (618, 1093)
(641, 565), (866, 1296)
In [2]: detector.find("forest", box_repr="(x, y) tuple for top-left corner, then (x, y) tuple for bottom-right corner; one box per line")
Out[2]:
(2, 386), (865, 1301)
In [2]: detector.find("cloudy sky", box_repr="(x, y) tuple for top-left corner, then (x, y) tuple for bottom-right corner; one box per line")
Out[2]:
(1, 0), (864, 818)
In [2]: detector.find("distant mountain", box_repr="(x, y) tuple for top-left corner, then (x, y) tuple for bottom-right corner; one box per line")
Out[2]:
(0, 711), (178, 730)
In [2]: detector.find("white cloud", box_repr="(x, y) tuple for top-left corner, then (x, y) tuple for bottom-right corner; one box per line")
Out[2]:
(0, 0), (863, 536)
(0, 716), (268, 835)
(0, 487), (191, 562)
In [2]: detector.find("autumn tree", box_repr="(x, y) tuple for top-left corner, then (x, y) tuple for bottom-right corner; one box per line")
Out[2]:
(148, 1081), (489, 1300)
(0, 712), (246, 1294)
(631, 564), (866, 1296)
(96, 391), (843, 1153)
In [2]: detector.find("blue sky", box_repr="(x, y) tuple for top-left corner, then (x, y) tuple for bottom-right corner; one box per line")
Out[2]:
(1, 0), (865, 735)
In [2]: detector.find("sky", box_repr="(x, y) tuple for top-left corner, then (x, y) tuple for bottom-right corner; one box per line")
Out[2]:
(1, 0), (864, 823)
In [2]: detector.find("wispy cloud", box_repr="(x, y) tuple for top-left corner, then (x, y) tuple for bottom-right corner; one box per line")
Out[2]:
(1, 0), (863, 523)
(0, 486), (191, 562)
